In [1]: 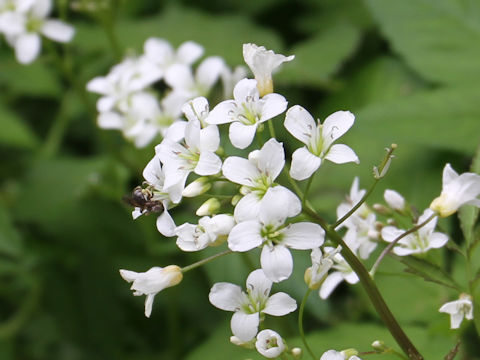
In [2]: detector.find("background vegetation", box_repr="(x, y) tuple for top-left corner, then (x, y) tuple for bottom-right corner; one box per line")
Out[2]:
(1, 0), (480, 359)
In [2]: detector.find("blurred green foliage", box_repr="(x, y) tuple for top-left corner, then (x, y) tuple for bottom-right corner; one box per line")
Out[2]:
(1, 0), (480, 359)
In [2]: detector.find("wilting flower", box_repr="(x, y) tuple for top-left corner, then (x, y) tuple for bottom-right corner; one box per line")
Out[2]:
(439, 293), (474, 329)
(255, 329), (285, 358)
(304, 246), (341, 289)
(430, 163), (480, 217)
(243, 43), (294, 96)
(206, 78), (288, 149)
(381, 208), (448, 256)
(208, 269), (296, 341)
(284, 105), (359, 180)
(119, 265), (183, 318)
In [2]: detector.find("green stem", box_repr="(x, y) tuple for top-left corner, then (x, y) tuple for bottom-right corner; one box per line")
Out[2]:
(370, 213), (437, 276)
(298, 288), (316, 360)
(304, 207), (424, 360)
(268, 119), (277, 139)
(302, 174), (315, 208)
(181, 249), (233, 273)
(333, 144), (397, 229)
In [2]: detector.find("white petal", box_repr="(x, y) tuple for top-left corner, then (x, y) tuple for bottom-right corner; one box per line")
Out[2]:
(261, 245), (293, 283)
(442, 163), (459, 187)
(282, 222), (324, 249)
(259, 187), (294, 226)
(381, 226), (404, 242)
(428, 233), (449, 249)
(163, 121), (187, 142)
(119, 269), (139, 282)
(260, 93), (288, 122)
(200, 125), (220, 152)
(97, 112), (124, 129)
(229, 122), (257, 149)
(144, 294), (155, 318)
(41, 20), (74, 42)
(196, 56), (225, 90)
(205, 100), (236, 124)
(256, 138), (285, 181)
(15, 33), (41, 64)
(234, 193), (262, 222)
(290, 147), (322, 181)
(143, 37), (173, 65)
(165, 63), (193, 90)
(320, 350), (345, 360)
(231, 311), (260, 342)
(195, 152), (222, 176)
(86, 77), (109, 94)
(284, 105), (316, 145)
(209, 282), (243, 311)
(246, 269), (272, 298)
(384, 189), (405, 210)
(176, 41), (204, 65)
(324, 144), (359, 164)
(322, 110), (355, 143)
(156, 211), (176, 237)
(450, 312), (465, 329)
(319, 272), (344, 299)
(233, 78), (259, 103)
(228, 221), (263, 252)
(263, 293), (297, 316)
(222, 156), (259, 186)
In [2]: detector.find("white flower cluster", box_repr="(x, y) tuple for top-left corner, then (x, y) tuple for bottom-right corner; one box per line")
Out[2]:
(0, 0), (74, 64)
(116, 42), (480, 357)
(87, 38), (246, 148)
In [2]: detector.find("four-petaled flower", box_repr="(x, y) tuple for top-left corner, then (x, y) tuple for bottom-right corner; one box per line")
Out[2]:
(255, 329), (285, 358)
(206, 78), (287, 149)
(284, 105), (359, 180)
(208, 269), (297, 341)
(228, 187), (324, 282)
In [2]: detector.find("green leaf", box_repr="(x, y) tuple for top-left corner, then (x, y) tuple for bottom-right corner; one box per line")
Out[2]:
(364, 0), (480, 85)
(0, 204), (22, 257)
(0, 57), (61, 97)
(393, 254), (461, 290)
(0, 103), (38, 149)
(277, 23), (361, 87)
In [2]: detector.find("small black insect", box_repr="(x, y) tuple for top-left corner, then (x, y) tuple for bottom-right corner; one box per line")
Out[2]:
(123, 185), (164, 215)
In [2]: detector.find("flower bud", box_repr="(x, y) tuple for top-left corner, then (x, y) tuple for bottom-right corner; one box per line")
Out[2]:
(291, 347), (302, 359)
(384, 189), (405, 211)
(371, 340), (387, 351)
(231, 194), (242, 206)
(340, 348), (359, 359)
(182, 177), (211, 197)
(196, 198), (221, 216)
(230, 336), (255, 349)
(255, 329), (285, 358)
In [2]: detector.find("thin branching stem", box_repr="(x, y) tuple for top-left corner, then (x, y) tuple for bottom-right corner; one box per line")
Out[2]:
(181, 249), (233, 273)
(298, 289), (317, 360)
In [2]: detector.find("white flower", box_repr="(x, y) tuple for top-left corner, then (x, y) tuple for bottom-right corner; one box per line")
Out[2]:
(320, 350), (361, 360)
(319, 247), (359, 299)
(87, 57), (162, 115)
(156, 119), (222, 192)
(439, 294), (474, 329)
(336, 178), (378, 259)
(143, 37), (204, 77)
(381, 209), (448, 256)
(430, 163), (480, 217)
(0, 0), (74, 64)
(208, 269), (297, 341)
(221, 64), (248, 98)
(284, 105), (359, 180)
(181, 96), (210, 127)
(175, 214), (235, 251)
(304, 246), (341, 289)
(255, 329), (285, 358)
(384, 189), (405, 211)
(119, 265), (183, 318)
(228, 187), (324, 282)
(243, 43), (294, 97)
(206, 78), (288, 149)
(222, 138), (298, 222)
(165, 56), (226, 98)
(136, 154), (183, 237)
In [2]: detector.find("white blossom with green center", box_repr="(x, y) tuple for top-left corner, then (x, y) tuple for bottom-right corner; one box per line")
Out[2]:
(156, 119), (222, 195)
(284, 105), (359, 180)
(381, 208), (448, 256)
(0, 0), (74, 64)
(222, 138), (300, 222)
(228, 187), (324, 282)
(319, 247), (359, 299)
(206, 78), (288, 149)
(439, 293), (474, 329)
(208, 269), (296, 342)
(255, 329), (286, 358)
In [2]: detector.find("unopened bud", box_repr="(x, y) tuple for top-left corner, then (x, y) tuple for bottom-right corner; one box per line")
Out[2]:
(232, 194), (242, 206)
(196, 198), (220, 216)
(340, 348), (359, 359)
(373, 203), (391, 216)
(384, 189), (405, 211)
(371, 340), (387, 351)
(291, 347), (302, 359)
(230, 336), (255, 349)
(182, 177), (211, 197)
